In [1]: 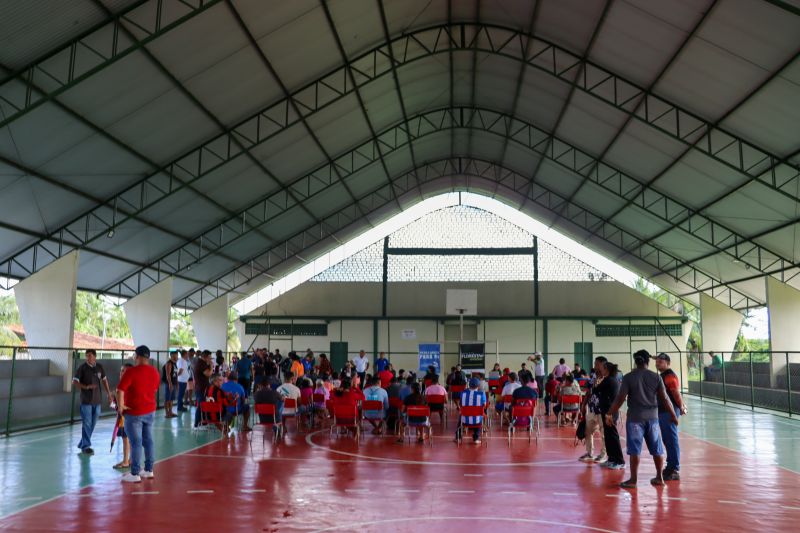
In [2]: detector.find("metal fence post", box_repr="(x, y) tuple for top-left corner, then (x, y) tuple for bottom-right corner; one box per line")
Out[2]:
(787, 352), (792, 417)
(69, 350), (78, 424)
(749, 351), (755, 411)
(721, 352), (727, 404)
(5, 347), (17, 437)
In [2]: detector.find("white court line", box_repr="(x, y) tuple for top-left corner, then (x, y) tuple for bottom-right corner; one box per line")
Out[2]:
(781, 506), (800, 511)
(464, 473), (484, 477)
(186, 490), (214, 494)
(345, 489), (368, 493)
(448, 490), (475, 494)
(553, 492), (578, 496)
(717, 500), (740, 504)
(241, 489), (266, 493)
(665, 497), (686, 501)
(501, 491), (527, 495)
(131, 491), (159, 495)
(605, 494), (630, 499)
(397, 489), (420, 493)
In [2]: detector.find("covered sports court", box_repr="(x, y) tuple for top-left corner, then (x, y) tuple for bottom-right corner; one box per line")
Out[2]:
(1, 0), (799, 531)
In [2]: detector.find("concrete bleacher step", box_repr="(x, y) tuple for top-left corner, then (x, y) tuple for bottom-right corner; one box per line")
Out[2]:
(0, 360), (52, 379)
(0, 391), (75, 426)
(0, 375), (66, 398)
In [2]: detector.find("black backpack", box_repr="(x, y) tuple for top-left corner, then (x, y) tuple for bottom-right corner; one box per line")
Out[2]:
(279, 357), (292, 373)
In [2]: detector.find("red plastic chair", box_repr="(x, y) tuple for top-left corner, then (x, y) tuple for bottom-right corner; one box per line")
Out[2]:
(488, 379), (501, 396)
(424, 378), (433, 389)
(457, 405), (487, 446)
(449, 385), (466, 407)
(362, 400), (386, 434)
(404, 405), (433, 446)
(199, 401), (224, 431)
(252, 403), (283, 443)
(388, 397), (404, 433)
(426, 394), (447, 427)
(331, 404), (360, 443)
(508, 403), (538, 445)
(498, 394), (514, 429)
(282, 398), (299, 432)
(558, 394), (582, 427)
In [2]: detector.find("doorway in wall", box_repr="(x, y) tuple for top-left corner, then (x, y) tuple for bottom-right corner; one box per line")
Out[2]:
(574, 342), (593, 372)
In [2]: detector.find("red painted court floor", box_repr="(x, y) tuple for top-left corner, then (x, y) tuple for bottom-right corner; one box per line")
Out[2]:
(2, 402), (800, 532)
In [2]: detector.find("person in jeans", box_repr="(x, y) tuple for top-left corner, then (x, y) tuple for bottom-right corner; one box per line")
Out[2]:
(116, 345), (160, 483)
(607, 350), (678, 489)
(598, 362), (624, 470)
(72, 349), (114, 455)
(655, 353), (687, 481)
(176, 350), (190, 412)
(579, 356), (607, 463)
(193, 351), (213, 428)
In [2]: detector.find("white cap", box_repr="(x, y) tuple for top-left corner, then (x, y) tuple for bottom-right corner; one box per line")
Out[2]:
(533, 351), (542, 356)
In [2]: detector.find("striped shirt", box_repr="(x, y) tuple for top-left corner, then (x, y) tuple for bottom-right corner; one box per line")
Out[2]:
(460, 388), (487, 425)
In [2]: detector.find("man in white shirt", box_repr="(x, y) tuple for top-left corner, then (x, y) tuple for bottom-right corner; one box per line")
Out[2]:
(353, 350), (370, 389)
(277, 376), (301, 416)
(529, 352), (546, 394)
(176, 350), (191, 412)
(496, 372), (521, 423)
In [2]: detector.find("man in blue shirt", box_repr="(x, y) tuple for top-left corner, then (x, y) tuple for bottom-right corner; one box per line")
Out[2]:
(364, 376), (389, 434)
(221, 372), (251, 432)
(457, 378), (487, 444)
(375, 352), (389, 373)
(236, 354), (253, 398)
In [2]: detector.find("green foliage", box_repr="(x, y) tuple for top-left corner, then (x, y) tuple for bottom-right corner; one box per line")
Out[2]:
(170, 309), (196, 348)
(73, 292), (130, 338)
(227, 307), (240, 353)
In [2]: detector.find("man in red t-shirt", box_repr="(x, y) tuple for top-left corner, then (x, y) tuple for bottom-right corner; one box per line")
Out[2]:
(116, 345), (160, 483)
(378, 367), (394, 389)
(655, 353), (687, 481)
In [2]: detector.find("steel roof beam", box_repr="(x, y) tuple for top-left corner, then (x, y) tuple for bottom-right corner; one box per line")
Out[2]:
(173, 155), (759, 311)
(0, 0), (221, 130)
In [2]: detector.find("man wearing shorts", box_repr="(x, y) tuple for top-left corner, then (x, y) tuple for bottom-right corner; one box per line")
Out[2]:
(606, 350), (678, 489)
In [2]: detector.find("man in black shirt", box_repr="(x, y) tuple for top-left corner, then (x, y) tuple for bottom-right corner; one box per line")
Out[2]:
(518, 363), (534, 384)
(193, 351), (213, 428)
(72, 349), (114, 455)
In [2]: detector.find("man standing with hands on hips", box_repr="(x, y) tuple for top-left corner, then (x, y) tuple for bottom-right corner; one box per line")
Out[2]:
(116, 345), (160, 483)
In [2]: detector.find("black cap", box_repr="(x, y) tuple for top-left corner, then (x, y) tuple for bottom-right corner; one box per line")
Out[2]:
(656, 353), (671, 363)
(633, 349), (650, 364)
(135, 345), (151, 358)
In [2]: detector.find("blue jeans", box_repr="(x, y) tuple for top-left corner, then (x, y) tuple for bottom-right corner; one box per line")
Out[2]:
(194, 389), (205, 427)
(177, 382), (187, 409)
(125, 411), (155, 476)
(658, 410), (681, 471)
(625, 418), (664, 456)
(78, 403), (101, 450)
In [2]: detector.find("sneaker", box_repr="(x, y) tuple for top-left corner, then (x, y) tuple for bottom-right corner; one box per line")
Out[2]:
(578, 453), (593, 462)
(139, 471), (154, 479)
(598, 461), (611, 468)
(607, 462), (626, 470)
(121, 473), (141, 483)
(82, 448), (94, 455)
(594, 454), (606, 463)
(664, 470), (681, 481)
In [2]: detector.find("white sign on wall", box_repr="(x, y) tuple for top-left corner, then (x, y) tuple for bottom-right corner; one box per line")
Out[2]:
(401, 329), (417, 339)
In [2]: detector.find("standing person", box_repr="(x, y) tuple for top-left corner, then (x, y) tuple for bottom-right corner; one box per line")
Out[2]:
(113, 363), (133, 470)
(606, 350), (679, 489)
(236, 352), (253, 398)
(116, 346), (160, 483)
(317, 353), (332, 378)
(176, 350), (190, 412)
(598, 362), (625, 470)
(353, 350), (370, 389)
(518, 363), (534, 384)
(290, 353), (305, 380)
(529, 352), (546, 394)
(655, 353), (687, 481)
(375, 352), (389, 373)
(579, 356), (608, 463)
(193, 351), (213, 428)
(161, 351), (178, 418)
(72, 349), (114, 455)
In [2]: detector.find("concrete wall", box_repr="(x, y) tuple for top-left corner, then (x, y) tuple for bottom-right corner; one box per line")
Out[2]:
(766, 276), (800, 365)
(251, 280), (682, 318)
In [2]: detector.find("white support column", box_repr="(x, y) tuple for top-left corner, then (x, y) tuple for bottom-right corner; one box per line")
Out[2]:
(700, 293), (743, 356)
(765, 276), (800, 384)
(191, 296), (228, 351)
(234, 320), (246, 351)
(14, 251), (79, 390)
(123, 278), (172, 352)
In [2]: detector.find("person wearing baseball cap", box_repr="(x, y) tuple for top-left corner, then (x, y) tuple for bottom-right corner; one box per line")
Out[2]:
(655, 353), (687, 481)
(606, 349), (678, 489)
(116, 345), (160, 483)
(455, 377), (487, 444)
